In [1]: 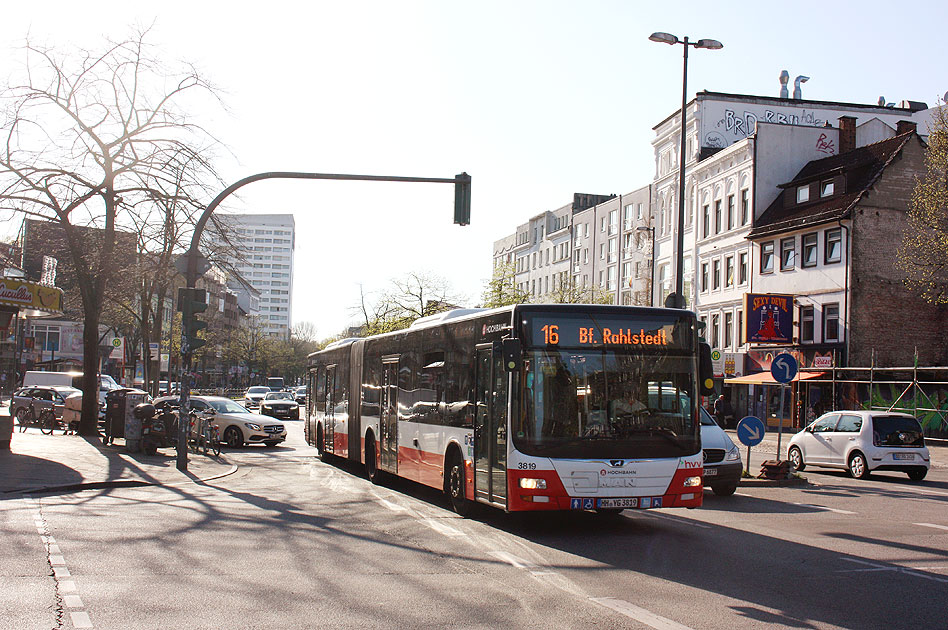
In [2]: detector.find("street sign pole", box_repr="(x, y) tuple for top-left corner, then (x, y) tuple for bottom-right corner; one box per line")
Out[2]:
(770, 353), (798, 462)
(777, 384), (785, 459)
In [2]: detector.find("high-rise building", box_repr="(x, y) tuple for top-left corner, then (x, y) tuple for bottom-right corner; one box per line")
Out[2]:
(215, 214), (295, 338)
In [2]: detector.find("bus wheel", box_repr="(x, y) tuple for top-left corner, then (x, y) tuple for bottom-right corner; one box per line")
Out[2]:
(316, 425), (325, 458)
(446, 452), (472, 517)
(365, 435), (382, 484)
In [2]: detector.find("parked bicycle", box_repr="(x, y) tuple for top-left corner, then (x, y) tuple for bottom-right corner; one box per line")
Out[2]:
(16, 401), (57, 434)
(189, 412), (221, 457)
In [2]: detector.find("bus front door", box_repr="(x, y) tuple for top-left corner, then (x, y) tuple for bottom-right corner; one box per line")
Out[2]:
(475, 347), (507, 506)
(324, 366), (335, 454)
(379, 359), (398, 473)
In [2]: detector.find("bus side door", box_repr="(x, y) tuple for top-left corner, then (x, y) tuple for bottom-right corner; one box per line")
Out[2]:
(474, 345), (508, 506)
(379, 359), (398, 474)
(325, 366), (335, 454)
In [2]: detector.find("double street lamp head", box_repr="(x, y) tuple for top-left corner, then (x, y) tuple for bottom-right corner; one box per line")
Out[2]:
(649, 32), (724, 50)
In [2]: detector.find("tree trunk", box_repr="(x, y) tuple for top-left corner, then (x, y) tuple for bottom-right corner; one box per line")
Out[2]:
(79, 305), (102, 436)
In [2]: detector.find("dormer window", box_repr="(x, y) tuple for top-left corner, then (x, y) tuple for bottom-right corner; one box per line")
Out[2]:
(796, 185), (810, 203)
(821, 180), (835, 197)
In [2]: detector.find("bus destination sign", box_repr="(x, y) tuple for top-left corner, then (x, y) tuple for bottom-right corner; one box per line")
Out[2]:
(538, 324), (668, 347)
(522, 312), (693, 349)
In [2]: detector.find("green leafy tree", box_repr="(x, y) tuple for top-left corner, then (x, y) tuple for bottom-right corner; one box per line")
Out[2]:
(898, 104), (948, 303)
(353, 272), (464, 335)
(481, 260), (529, 307)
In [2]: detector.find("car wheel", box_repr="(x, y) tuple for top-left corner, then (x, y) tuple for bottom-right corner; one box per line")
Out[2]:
(848, 451), (870, 479)
(712, 484), (737, 496)
(788, 446), (805, 472)
(908, 468), (927, 481)
(446, 451), (472, 516)
(223, 426), (244, 449)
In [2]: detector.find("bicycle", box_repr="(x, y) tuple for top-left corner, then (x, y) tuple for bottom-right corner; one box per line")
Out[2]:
(204, 422), (221, 457)
(189, 413), (221, 456)
(16, 402), (57, 434)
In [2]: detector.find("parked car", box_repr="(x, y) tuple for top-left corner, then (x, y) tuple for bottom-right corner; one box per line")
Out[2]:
(700, 407), (743, 495)
(12, 385), (82, 423)
(259, 391), (300, 420)
(243, 386), (271, 409)
(787, 410), (930, 480)
(154, 395), (287, 448)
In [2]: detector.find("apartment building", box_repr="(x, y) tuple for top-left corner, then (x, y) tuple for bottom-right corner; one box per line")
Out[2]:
(216, 214), (295, 338)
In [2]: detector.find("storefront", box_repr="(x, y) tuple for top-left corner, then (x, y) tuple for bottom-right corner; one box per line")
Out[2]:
(0, 277), (64, 391)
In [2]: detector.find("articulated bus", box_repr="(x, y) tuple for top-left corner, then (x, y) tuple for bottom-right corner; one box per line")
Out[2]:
(304, 304), (714, 515)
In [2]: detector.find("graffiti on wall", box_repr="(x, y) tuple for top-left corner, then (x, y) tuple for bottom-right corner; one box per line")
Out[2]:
(814, 133), (836, 155)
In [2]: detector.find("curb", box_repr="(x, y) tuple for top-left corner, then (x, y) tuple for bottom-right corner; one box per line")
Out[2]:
(4, 463), (239, 496)
(739, 476), (810, 488)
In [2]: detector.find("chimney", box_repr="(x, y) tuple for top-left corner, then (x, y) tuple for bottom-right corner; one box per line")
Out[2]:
(896, 120), (917, 135)
(838, 116), (856, 154)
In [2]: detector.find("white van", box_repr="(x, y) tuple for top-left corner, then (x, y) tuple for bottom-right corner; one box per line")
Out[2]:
(23, 371), (120, 407)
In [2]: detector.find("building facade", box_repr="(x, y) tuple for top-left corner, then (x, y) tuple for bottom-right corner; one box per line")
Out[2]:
(216, 214), (295, 338)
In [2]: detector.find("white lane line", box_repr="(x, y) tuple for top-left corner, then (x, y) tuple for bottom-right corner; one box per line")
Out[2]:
(907, 488), (948, 498)
(60, 580), (77, 593)
(489, 550), (537, 570)
(735, 492), (754, 497)
(839, 557), (948, 583)
(49, 555), (66, 566)
(70, 611), (93, 628)
(642, 511), (712, 529)
(377, 498), (408, 512)
(590, 597), (695, 630)
(915, 522), (948, 531)
(793, 502), (856, 515)
(63, 595), (84, 608)
(424, 518), (465, 538)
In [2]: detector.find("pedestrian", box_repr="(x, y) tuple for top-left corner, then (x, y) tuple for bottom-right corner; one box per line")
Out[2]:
(713, 395), (726, 428)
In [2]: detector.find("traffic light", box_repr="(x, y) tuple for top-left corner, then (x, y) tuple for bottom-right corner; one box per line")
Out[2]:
(454, 172), (471, 226)
(178, 287), (208, 354)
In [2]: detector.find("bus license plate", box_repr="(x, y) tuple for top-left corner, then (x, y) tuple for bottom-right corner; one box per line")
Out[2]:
(893, 453), (915, 461)
(598, 498), (639, 508)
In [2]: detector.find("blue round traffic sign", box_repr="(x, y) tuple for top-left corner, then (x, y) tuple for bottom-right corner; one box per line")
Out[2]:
(736, 416), (766, 447)
(770, 353), (798, 384)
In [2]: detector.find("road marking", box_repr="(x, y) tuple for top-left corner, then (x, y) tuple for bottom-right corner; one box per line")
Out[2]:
(735, 492), (754, 497)
(424, 517), (464, 538)
(70, 611), (93, 628)
(63, 595), (84, 608)
(489, 550), (537, 570)
(590, 597), (695, 630)
(793, 502), (856, 515)
(915, 522), (948, 531)
(908, 488), (948, 498)
(642, 511), (711, 529)
(49, 555), (66, 566)
(377, 498), (408, 512)
(840, 557), (948, 584)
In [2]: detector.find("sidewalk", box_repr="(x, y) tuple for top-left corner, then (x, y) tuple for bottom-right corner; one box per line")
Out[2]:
(0, 428), (236, 496)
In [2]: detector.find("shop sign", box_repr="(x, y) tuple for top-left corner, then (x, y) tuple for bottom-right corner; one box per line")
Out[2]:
(744, 293), (793, 344)
(0, 277), (63, 313)
(811, 352), (834, 368)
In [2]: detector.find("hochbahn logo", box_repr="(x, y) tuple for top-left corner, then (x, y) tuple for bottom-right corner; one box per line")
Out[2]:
(482, 323), (506, 335)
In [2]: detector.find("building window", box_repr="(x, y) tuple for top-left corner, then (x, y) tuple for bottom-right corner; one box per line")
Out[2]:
(824, 303), (840, 341)
(825, 228), (843, 263)
(727, 195), (735, 230)
(800, 306), (814, 343)
(701, 262), (709, 292)
(637, 203), (643, 220)
(738, 252), (748, 285)
(802, 233), (818, 267)
(31, 324), (61, 352)
(711, 313), (720, 349)
(737, 310), (744, 346)
(821, 180), (835, 197)
(725, 255), (734, 288)
(607, 266), (616, 291)
(797, 185), (810, 203)
(702, 204), (710, 238)
(714, 200), (722, 234)
(724, 311), (733, 349)
(761, 242), (774, 273)
(741, 189), (750, 225)
(780, 237), (795, 270)
(712, 259), (721, 290)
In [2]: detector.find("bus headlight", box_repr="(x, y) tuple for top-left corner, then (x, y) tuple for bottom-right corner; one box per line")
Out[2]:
(518, 478), (547, 490)
(684, 476), (702, 487)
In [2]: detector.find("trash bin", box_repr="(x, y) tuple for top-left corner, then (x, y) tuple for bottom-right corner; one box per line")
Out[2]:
(104, 388), (148, 448)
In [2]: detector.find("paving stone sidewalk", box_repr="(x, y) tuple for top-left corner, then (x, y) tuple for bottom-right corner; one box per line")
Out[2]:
(0, 427), (235, 495)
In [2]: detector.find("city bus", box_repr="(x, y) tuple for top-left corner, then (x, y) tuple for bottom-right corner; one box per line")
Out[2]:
(304, 304), (714, 515)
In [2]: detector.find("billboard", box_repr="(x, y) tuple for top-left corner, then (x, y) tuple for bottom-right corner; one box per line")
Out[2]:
(744, 293), (794, 344)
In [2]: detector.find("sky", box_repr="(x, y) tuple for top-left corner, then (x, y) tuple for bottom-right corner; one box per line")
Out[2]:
(1, 1), (946, 339)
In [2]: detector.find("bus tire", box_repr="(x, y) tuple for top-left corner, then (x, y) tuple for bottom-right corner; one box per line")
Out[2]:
(316, 424), (325, 457)
(365, 433), (382, 484)
(445, 449), (472, 517)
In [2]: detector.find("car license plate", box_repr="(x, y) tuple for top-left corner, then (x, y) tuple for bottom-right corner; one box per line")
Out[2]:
(893, 453), (915, 461)
(598, 498), (639, 508)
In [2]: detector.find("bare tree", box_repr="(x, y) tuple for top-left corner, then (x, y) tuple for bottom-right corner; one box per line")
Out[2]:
(352, 272), (464, 335)
(0, 30), (222, 434)
(481, 260), (529, 308)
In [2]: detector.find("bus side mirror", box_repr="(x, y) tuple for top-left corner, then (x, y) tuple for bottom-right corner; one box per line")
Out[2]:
(699, 342), (715, 396)
(499, 338), (522, 372)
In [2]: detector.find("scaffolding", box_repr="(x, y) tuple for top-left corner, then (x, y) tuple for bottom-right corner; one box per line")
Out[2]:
(799, 353), (948, 439)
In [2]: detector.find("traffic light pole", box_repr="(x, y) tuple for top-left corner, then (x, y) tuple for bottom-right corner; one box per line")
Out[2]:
(175, 171), (470, 471)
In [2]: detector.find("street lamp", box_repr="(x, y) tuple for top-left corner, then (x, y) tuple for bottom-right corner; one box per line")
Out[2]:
(636, 225), (656, 306)
(649, 32), (723, 309)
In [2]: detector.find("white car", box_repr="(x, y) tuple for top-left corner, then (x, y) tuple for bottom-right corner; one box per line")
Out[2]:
(788, 410), (930, 480)
(699, 407), (742, 495)
(154, 395), (287, 448)
(243, 386), (271, 409)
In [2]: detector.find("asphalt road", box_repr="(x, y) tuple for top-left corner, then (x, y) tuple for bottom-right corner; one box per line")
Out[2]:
(3, 419), (946, 630)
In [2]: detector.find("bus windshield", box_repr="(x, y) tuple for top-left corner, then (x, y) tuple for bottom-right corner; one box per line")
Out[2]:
(514, 348), (699, 459)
